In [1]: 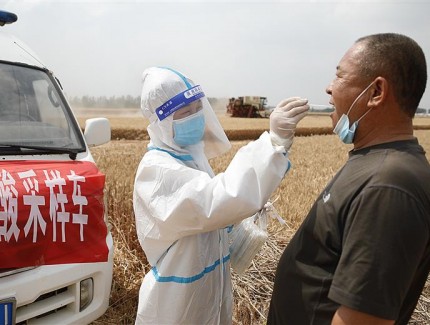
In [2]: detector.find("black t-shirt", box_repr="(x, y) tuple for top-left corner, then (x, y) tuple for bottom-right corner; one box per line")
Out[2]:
(268, 139), (430, 325)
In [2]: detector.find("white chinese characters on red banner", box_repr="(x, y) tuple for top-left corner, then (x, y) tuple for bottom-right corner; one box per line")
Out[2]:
(0, 161), (108, 268)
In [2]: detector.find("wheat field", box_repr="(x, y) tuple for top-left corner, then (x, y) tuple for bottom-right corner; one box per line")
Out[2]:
(83, 111), (430, 325)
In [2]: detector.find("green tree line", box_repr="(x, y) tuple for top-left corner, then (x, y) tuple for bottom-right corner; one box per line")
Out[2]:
(68, 95), (219, 109)
(68, 95), (140, 108)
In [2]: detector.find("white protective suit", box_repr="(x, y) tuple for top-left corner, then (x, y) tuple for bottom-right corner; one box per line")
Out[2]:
(133, 67), (292, 325)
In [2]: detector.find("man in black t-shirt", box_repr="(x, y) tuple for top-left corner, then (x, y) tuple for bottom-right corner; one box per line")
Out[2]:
(268, 33), (430, 325)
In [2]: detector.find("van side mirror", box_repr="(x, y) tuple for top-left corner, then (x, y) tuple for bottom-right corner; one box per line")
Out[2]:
(84, 118), (111, 146)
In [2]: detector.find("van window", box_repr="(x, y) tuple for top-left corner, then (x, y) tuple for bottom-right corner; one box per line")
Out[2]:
(0, 62), (85, 151)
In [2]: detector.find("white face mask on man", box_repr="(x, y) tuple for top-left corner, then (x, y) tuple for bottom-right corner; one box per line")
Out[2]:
(333, 81), (375, 144)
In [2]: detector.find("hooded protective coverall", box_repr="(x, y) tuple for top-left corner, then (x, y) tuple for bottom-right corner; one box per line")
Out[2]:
(133, 67), (306, 324)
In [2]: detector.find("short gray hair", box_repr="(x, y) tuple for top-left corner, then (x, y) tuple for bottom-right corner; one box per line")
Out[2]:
(355, 33), (427, 117)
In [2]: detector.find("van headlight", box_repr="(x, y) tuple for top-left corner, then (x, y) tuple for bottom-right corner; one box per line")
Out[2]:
(80, 278), (94, 311)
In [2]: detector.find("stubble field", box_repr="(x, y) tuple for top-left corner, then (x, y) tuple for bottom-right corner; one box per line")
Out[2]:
(79, 109), (430, 325)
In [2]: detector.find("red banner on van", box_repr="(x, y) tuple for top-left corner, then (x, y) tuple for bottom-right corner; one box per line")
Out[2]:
(0, 160), (108, 268)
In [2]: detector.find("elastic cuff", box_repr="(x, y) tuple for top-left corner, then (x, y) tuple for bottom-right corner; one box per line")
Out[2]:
(270, 130), (293, 151)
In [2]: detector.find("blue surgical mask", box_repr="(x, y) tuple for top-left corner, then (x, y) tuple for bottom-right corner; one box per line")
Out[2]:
(333, 81), (375, 144)
(173, 111), (205, 146)
(333, 114), (357, 144)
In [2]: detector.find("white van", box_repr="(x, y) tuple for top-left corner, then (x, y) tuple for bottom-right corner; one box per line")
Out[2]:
(0, 10), (113, 325)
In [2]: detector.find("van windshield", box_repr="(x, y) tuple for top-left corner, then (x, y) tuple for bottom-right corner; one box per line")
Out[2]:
(0, 62), (85, 154)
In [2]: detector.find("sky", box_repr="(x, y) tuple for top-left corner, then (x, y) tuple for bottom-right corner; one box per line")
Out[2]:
(1, 0), (430, 109)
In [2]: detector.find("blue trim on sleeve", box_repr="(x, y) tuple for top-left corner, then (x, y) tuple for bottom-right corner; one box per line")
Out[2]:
(148, 146), (193, 161)
(152, 254), (231, 284)
(286, 160), (291, 172)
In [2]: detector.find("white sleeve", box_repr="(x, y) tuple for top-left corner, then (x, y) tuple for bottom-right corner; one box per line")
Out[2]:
(133, 131), (290, 258)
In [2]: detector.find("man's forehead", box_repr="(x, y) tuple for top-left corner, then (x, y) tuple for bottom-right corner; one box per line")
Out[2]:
(336, 43), (364, 72)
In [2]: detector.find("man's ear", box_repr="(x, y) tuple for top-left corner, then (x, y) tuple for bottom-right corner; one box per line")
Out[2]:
(368, 77), (387, 108)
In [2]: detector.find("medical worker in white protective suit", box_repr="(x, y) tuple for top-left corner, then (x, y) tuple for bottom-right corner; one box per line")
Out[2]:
(133, 66), (308, 325)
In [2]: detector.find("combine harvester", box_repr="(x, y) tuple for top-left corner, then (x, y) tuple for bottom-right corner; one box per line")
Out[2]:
(226, 96), (274, 118)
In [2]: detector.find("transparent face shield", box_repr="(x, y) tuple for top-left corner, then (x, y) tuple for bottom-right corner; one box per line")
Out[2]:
(141, 67), (231, 159)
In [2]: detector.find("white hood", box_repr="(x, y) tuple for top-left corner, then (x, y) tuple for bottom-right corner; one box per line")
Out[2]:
(140, 67), (231, 160)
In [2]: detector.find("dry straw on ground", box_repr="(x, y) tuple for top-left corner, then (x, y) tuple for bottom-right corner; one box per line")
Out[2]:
(85, 112), (430, 325)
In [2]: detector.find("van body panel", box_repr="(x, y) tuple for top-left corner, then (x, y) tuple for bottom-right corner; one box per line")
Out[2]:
(0, 10), (113, 325)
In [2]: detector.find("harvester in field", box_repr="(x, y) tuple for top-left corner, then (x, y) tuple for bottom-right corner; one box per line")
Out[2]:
(226, 96), (273, 118)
